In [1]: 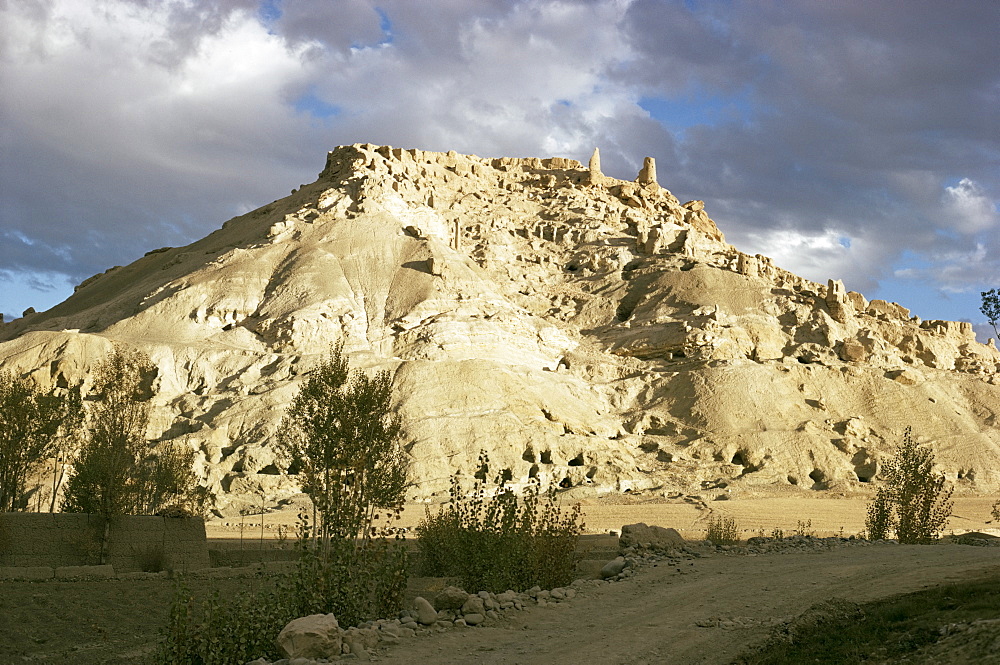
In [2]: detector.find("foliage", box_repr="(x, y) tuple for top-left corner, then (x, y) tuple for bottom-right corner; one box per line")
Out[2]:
(63, 348), (209, 517)
(286, 510), (408, 627)
(705, 514), (740, 545)
(865, 428), (953, 543)
(158, 338), (412, 665)
(62, 347), (157, 517)
(62, 348), (209, 562)
(155, 512), (408, 665)
(416, 452), (583, 593)
(981, 288), (1000, 340)
(137, 441), (213, 517)
(277, 342), (408, 544)
(0, 371), (82, 512)
(794, 519), (814, 537)
(865, 489), (894, 540)
(735, 573), (1000, 664)
(156, 575), (293, 665)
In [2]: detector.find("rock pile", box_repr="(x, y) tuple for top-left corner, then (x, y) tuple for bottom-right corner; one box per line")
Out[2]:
(1, 143), (998, 511)
(247, 580), (592, 664)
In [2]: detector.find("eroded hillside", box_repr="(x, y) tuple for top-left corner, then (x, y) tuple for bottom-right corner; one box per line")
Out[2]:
(1, 144), (998, 513)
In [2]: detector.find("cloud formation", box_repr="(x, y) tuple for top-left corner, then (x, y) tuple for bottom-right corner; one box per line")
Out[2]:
(1, 0), (998, 333)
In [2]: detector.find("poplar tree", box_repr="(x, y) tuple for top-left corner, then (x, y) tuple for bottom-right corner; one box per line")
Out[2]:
(277, 342), (408, 544)
(0, 372), (81, 512)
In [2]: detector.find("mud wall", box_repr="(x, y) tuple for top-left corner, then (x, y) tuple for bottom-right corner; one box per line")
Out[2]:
(0, 512), (210, 572)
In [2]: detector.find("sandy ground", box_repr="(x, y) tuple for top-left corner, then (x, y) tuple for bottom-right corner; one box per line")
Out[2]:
(370, 543), (1000, 665)
(204, 495), (1000, 541)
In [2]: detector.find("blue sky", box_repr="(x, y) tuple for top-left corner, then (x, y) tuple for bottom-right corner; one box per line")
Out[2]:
(1, 0), (998, 340)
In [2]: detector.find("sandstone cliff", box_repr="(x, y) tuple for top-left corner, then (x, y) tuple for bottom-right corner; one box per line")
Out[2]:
(2, 144), (998, 512)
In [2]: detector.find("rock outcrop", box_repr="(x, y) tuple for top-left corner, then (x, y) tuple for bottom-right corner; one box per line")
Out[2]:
(1, 143), (998, 512)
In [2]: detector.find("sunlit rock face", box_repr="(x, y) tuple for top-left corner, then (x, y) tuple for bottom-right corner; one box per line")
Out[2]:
(2, 144), (999, 512)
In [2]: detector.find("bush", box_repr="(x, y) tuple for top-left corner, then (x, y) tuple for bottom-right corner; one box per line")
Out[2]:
(794, 519), (814, 537)
(156, 576), (293, 665)
(285, 510), (408, 627)
(865, 427), (953, 543)
(416, 452), (583, 593)
(705, 515), (740, 545)
(156, 512), (408, 665)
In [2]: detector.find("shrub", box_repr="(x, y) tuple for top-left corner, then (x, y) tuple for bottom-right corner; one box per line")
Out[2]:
(286, 510), (408, 627)
(705, 515), (740, 545)
(156, 513), (408, 665)
(865, 427), (953, 543)
(156, 576), (293, 665)
(416, 452), (583, 593)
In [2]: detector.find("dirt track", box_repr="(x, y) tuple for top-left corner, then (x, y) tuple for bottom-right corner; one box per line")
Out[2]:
(373, 544), (1000, 665)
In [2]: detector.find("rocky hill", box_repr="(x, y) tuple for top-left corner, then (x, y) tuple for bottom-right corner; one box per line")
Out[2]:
(2, 144), (998, 513)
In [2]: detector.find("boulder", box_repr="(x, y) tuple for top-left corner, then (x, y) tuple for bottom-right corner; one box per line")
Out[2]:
(887, 368), (923, 386)
(434, 585), (470, 610)
(461, 596), (485, 615)
(275, 614), (341, 660)
(600, 556), (627, 579)
(463, 613), (485, 625)
(839, 339), (867, 362)
(619, 523), (686, 550)
(414, 596), (438, 625)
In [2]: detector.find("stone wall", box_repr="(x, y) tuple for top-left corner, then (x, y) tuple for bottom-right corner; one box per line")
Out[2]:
(0, 512), (210, 573)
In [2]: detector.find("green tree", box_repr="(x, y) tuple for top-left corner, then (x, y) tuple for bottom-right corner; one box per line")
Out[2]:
(0, 371), (82, 511)
(982, 288), (1000, 340)
(63, 347), (156, 518)
(63, 347), (209, 561)
(275, 343), (410, 630)
(134, 440), (213, 517)
(865, 428), (953, 543)
(277, 342), (408, 543)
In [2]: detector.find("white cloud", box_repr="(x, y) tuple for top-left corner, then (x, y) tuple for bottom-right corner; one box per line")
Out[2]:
(0, 0), (998, 325)
(736, 227), (877, 289)
(942, 178), (998, 234)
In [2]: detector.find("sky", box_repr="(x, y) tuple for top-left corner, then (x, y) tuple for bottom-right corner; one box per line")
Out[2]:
(1, 0), (998, 341)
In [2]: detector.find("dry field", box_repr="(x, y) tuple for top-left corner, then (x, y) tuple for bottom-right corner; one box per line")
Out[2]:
(204, 494), (1000, 541)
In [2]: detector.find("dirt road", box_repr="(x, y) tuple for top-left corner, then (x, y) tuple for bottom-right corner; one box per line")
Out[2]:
(373, 544), (1000, 665)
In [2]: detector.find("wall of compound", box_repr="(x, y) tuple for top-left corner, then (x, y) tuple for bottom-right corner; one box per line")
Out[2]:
(0, 512), (210, 573)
